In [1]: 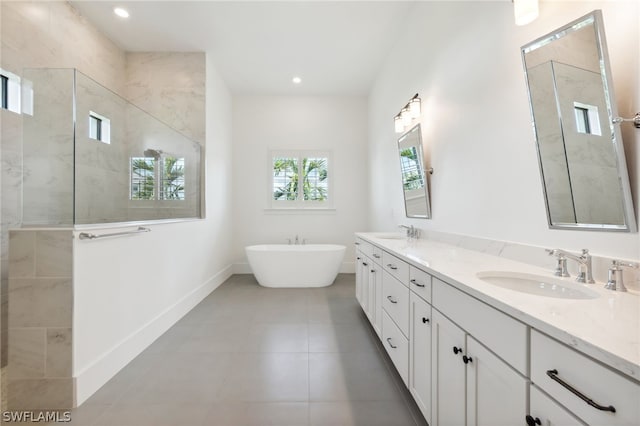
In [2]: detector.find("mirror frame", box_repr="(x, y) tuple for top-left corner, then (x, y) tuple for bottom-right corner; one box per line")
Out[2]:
(398, 124), (431, 219)
(521, 10), (636, 232)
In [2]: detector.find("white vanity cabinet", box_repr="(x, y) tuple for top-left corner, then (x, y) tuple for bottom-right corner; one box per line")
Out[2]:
(380, 252), (411, 384)
(528, 386), (585, 426)
(409, 292), (432, 423)
(367, 263), (382, 337)
(530, 330), (640, 426)
(354, 234), (639, 426)
(355, 239), (382, 337)
(431, 308), (528, 426)
(431, 309), (466, 426)
(466, 336), (527, 426)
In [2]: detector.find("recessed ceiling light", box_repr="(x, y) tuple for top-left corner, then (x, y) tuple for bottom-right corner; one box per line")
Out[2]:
(292, 76), (302, 84)
(113, 7), (130, 18)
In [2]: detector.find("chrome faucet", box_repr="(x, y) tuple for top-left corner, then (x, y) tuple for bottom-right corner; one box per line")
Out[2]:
(546, 248), (595, 283)
(605, 260), (639, 292)
(398, 224), (419, 240)
(294, 235), (299, 245)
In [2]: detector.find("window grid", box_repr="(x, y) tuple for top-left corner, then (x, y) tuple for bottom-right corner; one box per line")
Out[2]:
(271, 152), (330, 207)
(130, 157), (156, 200)
(400, 147), (425, 190)
(160, 157), (185, 200)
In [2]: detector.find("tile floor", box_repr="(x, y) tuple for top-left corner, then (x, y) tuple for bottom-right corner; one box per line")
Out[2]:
(11, 274), (427, 426)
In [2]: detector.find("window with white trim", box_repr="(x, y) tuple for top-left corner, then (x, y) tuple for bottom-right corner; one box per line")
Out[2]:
(271, 151), (331, 208)
(1, 69), (24, 114)
(89, 111), (111, 144)
(130, 155), (185, 201)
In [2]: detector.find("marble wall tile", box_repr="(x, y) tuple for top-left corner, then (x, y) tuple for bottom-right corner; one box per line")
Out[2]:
(125, 52), (206, 144)
(8, 378), (73, 410)
(8, 232), (35, 278)
(8, 328), (45, 380)
(35, 232), (72, 278)
(45, 328), (71, 378)
(8, 278), (72, 328)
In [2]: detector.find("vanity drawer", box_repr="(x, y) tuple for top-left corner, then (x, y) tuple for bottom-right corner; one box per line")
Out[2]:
(432, 278), (527, 374)
(382, 310), (409, 386)
(382, 270), (410, 336)
(355, 239), (373, 258)
(382, 251), (409, 285)
(409, 266), (432, 303)
(371, 246), (383, 265)
(531, 330), (640, 426)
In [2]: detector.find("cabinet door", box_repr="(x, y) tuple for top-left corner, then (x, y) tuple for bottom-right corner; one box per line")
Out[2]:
(366, 265), (376, 323)
(358, 257), (371, 312)
(370, 267), (382, 337)
(355, 253), (363, 305)
(529, 385), (586, 426)
(410, 293), (432, 424)
(466, 336), (527, 426)
(432, 309), (466, 426)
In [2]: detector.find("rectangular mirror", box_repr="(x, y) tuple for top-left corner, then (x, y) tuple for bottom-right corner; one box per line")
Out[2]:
(398, 124), (431, 218)
(522, 10), (636, 232)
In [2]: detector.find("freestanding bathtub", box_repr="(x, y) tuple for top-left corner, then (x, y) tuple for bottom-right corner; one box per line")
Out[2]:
(245, 244), (346, 288)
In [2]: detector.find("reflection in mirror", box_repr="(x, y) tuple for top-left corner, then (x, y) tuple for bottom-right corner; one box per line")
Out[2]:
(398, 124), (431, 218)
(522, 10), (636, 231)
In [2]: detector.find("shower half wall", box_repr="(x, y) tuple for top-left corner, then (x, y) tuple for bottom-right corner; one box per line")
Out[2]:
(8, 68), (204, 409)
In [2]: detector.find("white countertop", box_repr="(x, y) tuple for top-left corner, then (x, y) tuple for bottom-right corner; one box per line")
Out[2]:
(356, 232), (640, 381)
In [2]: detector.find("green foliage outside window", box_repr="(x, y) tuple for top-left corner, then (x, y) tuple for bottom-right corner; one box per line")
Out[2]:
(273, 157), (328, 201)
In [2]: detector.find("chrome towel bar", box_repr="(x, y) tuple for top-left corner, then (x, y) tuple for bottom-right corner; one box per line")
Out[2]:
(78, 226), (151, 240)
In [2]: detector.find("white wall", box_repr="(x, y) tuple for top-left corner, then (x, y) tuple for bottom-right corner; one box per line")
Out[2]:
(231, 96), (369, 271)
(368, 1), (639, 261)
(73, 57), (233, 404)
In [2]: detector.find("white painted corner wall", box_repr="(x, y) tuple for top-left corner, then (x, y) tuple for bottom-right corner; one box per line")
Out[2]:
(231, 96), (369, 273)
(73, 57), (233, 405)
(368, 1), (640, 261)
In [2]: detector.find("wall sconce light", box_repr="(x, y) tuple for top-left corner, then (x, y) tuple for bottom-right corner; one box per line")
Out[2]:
(394, 93), (421, 133)
(513, 0), (539, 26)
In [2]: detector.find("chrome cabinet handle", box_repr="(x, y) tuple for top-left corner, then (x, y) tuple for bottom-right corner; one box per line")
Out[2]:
(546, 369), (616, 413)
(386, 295), (398, 304)
(386, 338), (397, 349)
(410, 279), (425, 288)
(387, 264), (398, 270)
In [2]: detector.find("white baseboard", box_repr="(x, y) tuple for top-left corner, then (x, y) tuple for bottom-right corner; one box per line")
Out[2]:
(233, 261), (355, 274)
(74, 265), (233, 406)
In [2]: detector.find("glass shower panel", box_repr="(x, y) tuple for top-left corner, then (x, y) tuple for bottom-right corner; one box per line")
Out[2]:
(73, 71), (202, 224)
(22, 69), (75, 226)
(21, 69), (202, 226)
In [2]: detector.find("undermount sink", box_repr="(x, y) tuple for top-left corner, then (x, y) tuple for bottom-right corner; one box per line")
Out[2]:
(372, 233), (405, 240)
(476, 271), (600, 300)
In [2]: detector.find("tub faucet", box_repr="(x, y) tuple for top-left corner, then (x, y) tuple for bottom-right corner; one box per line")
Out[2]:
(546, 248), (594, 283)
(295, 235), (299, 245)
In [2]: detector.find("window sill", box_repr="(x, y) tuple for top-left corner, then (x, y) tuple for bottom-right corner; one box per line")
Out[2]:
(264, 208), (336, 215)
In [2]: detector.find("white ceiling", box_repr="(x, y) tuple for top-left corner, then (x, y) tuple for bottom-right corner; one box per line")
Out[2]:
(70, 1), (418, 95)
